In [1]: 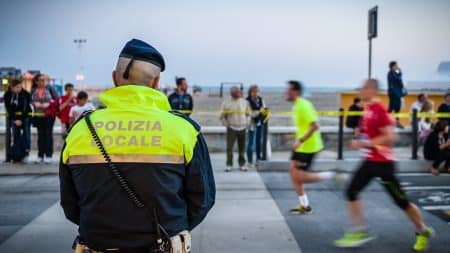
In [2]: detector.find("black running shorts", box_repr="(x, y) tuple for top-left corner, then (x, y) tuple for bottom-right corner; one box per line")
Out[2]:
(290, 152), (317, 171)
(346, 160), (410, 210)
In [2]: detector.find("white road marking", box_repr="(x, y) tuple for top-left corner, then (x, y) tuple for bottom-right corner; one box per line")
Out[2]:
(404, 186), (450, 190)
(422, 205), (450, 211)
(398, 173), (450, 177)
(400, 182), (411, 186)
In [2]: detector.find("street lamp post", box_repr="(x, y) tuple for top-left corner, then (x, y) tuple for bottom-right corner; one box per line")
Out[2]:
(368, 6), (378, 78)
(73, 38), (87, 88)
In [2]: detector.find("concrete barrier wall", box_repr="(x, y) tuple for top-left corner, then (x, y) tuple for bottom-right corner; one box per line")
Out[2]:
(0, 126), (414, 153)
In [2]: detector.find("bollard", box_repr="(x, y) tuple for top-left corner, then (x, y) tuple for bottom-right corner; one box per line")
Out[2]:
(5, 115), (11, 162)
(337, 108), (344, 160)
(261, 108), (269, 161)
(411, 109), (419, 160)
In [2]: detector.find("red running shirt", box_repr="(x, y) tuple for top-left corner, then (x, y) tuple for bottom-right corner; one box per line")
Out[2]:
(360, 102), (395, 162)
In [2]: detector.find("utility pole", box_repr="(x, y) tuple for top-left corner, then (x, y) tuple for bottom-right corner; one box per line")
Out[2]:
(73, 38), (87, 88)
(368, 6), (378, 78)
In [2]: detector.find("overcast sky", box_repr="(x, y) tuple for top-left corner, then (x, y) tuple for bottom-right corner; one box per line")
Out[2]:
(1, 0), (449, 88)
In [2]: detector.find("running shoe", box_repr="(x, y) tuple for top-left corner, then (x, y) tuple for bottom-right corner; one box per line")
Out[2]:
(239, 166), (248, 172)
(334, 230), (375, 248)
(413, 227), (434, 252)
(289, 205), (313, 215)
(224, 166), (232, 172)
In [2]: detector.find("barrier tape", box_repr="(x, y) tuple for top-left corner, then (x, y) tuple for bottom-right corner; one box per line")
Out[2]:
(0, 112), (45, 117)
(0, 111), (449, 119)
(174, 110), (449, 119)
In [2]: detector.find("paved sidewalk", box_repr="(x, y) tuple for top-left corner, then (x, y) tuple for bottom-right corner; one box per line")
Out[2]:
(0, 154), (301, 253)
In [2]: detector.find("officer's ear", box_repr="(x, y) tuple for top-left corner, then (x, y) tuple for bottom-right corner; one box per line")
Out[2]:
(112, 70), (119, 87)
(150, 76), (160, 89)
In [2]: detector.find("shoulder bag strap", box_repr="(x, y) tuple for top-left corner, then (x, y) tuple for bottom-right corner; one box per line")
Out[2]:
(84, 112), (171, 251)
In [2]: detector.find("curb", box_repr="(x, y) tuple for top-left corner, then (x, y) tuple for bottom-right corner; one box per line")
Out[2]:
(0, 159), (431, 175)
(257, 159), (430, 173)
(0, 163), (58, 175)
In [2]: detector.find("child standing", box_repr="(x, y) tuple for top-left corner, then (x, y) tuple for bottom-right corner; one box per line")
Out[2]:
(69, 91), (95, 125)
(58, 83), (77, 137)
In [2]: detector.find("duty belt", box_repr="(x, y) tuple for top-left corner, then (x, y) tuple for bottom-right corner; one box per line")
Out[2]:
(73, 231), (191, 253)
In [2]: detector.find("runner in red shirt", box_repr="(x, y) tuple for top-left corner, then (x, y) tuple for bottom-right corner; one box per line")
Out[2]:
(334, 79), (433, 251)
(58, 83), (77, 138)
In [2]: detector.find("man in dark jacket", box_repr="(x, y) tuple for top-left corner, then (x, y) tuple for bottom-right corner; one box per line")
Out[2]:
(437, 92), (450, 126)
(387, 61), (407, 129)
(168, 77), (194, 116)
(60, 39), (215, 252)
(3, 79), (32, 162)
(346, 97), (363, 136)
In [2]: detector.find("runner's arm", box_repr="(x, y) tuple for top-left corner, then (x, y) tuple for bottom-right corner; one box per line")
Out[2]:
(298, 121), (320, 142)
(365, 125), (398, 147)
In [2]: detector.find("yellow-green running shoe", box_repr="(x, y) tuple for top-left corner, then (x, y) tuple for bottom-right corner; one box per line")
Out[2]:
(334, 231), (375, 248)
(289, 204), (313, 215)
(413, 227), (434, 252)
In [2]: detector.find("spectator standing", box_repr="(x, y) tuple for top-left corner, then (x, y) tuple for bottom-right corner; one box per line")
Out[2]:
(58, 83), (77, 138)
(168, 77), (194, 115)
(387, 61), (407, 129)
(68, 91), (95, 124)
(346, 97), (363, 136)
(3, 79), (32, 162)
(31, 73), (58, 164)
(437, 92), (450, 126)
(246, 85), (265, 167)
(221, 86), (250, 172)
(423, 120), (450, 175)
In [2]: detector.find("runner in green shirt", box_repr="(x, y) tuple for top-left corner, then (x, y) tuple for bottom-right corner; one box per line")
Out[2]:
(286, 80), (339, 214)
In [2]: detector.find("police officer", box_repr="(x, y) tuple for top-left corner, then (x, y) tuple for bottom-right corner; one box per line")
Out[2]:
(60, 38), (215, 253)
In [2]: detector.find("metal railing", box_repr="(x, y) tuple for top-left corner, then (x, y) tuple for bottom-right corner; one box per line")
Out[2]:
(2, 110), (449, 162)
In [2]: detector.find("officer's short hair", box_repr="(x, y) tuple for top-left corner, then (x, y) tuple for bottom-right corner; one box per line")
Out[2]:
(115, 57), (161, 87)
(353, 97), (361, 104)
(77, 91), (88, 100)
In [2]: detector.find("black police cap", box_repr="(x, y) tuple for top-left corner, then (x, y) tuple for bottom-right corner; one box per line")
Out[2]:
(119, 39), (165, 78)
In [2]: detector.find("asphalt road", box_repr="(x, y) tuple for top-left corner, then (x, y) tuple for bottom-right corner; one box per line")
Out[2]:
(259, 172), (450, 253)
(0, 175), (59, 244)
(0, 173), (449, 252)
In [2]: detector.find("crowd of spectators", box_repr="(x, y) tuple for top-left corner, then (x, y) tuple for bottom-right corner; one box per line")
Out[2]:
(3, 71), (448, 174)
(3, 75), (94, 164)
